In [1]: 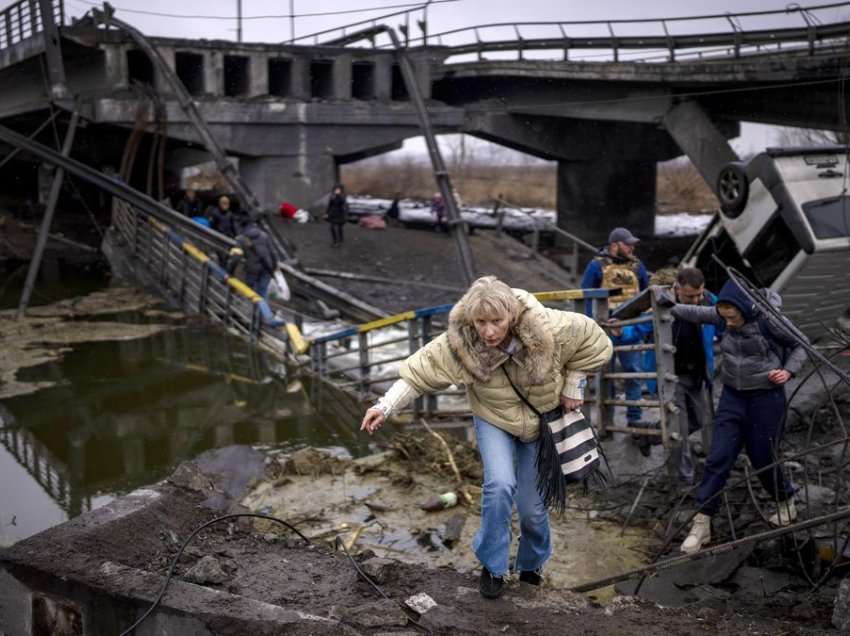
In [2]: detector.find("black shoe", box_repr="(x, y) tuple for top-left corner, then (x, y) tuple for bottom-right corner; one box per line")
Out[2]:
(637, 437), (651, 458)
(519, 570), (542, 586)
(479, 568), (504, 599)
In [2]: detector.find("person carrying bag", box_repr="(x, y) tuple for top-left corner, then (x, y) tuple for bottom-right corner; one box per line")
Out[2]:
(360, 276), (612, 599)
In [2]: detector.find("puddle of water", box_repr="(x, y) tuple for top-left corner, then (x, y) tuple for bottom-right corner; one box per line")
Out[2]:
(0, 260), (109, 310)
(244, 449), (653, 599)
(0, 323), (371, 543)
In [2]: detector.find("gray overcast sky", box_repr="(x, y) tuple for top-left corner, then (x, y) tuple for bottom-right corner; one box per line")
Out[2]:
(59, 0), (849, 45)
(55, 0), (850, 155)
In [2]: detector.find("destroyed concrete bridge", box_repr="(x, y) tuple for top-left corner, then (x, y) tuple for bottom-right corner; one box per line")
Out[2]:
(2, 0), (850, 242)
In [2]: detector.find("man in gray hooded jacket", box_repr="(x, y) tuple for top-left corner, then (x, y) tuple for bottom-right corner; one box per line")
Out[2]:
(670, 279), (806, 554)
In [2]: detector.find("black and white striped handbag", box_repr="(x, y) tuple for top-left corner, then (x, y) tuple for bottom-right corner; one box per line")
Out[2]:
(502, 367), (608, 512)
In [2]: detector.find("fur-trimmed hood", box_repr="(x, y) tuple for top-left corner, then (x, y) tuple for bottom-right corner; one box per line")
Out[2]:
(446, 289), (554, 385)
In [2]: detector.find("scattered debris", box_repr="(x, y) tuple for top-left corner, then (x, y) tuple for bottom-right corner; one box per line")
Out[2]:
(405, 591), (437, 614)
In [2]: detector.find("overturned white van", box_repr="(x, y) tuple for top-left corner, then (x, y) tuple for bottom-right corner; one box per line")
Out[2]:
(684, 147), (850, 341)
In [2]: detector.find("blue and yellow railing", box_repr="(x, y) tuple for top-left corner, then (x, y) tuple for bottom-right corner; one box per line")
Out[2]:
(303, 287), (622, 419)
(112, 200), (309, 353)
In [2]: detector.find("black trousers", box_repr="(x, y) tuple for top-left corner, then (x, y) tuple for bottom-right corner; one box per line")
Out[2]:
(330, 222), (344, 244)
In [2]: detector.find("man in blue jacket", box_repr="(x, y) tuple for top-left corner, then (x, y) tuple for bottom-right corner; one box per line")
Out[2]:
(581, 227), (650, 435)
(610, 268), (716, 470)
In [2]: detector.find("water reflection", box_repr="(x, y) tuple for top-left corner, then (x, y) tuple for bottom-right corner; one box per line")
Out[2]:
(0, 323), (367, 542)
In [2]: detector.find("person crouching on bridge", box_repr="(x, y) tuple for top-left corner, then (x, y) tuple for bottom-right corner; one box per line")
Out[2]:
(360, 276), (612, 599)
(670, 279), (806, 554)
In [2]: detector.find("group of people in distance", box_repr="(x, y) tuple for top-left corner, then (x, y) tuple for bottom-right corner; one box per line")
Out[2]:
(363, 226), (804, 599)
(173, 189), (276, 299)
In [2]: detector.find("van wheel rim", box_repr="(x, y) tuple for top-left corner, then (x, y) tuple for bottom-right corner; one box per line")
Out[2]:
(718, 171), (741, 203)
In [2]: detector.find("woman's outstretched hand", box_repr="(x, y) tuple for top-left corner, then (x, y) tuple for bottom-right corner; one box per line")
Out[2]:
(361, 408), (386, 434)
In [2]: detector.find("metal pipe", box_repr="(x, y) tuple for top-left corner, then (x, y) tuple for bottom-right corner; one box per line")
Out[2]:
(17, 112), (79, 319)
(570, 507), (850, 594)
(0, 109), (59, 170)
(236, 0), (242, 43)
(382, 25), (477, 285)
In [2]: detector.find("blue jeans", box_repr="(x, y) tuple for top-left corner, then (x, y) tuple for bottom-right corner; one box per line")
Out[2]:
(696, 385), (794, 515)
(246, 270), (272, 299)
(618, 350), (642, 423)
(473, 416), (552, 577)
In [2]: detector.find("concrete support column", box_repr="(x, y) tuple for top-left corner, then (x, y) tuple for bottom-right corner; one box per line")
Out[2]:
(102, 44), (129, 90)
(661, 100), (739, 192)
(404, 51), (434, 100)
(556, 159), (656, 245)
(204, 50), (224, 97)
(166, 148), (214, 188)
(333, 54), (352, 100)
(241, 152), (337, 211)
(290, 56), (310, 99)
(248, 53), (268, 97)
(156, 47), (176, 95)
(374, 55), (392, 101)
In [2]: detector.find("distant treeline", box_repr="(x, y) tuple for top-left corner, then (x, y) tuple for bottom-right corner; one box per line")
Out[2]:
(343, 155), (718, 213)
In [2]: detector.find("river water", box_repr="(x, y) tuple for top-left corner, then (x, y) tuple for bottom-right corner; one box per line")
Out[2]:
(0, 267), (375, 545)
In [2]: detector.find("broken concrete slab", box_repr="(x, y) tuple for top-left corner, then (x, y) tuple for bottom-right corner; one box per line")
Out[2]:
(0, 445), (832, 636)
(184, 555), (230, 586)
(169, 444), (268, 511)
(360, 557), (397, 585)
(731, 566), (794, 604)
(666, 545), (754, 586)
(344, 599), (408, 628)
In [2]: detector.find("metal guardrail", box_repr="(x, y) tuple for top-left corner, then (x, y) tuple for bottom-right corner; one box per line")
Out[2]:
(433, 16), (850, 64)
(0, 0), (63, 51)
(110, 199), (298, 357)
(326, 2), (850, 64)
(306, 285), (680, 444)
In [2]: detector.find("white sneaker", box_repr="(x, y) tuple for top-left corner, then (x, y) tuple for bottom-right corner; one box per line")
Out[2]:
(768, 499), (797, 527)
(680, 513), (712, 554)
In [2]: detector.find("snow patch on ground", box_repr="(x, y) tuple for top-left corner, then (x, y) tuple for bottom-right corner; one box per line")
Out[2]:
(654, 213), (714, 238)
(348, 196), (714, 238)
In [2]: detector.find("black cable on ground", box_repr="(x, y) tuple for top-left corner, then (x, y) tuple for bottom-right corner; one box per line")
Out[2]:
(118, 512), (311, 636)
(334, 535), (432, 634)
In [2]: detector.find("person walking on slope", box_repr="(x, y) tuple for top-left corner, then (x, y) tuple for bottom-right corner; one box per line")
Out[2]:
(580, 227), (650, 443)
(326, 184), (348, 247)
(360, 276), (612, 599)
(671, 279), (806, 554)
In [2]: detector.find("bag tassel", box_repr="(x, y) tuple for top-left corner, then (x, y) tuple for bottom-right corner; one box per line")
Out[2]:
(535, 419), (567, 514)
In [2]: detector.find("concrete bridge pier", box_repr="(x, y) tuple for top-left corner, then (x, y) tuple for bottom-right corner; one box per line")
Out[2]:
(241, 153), (337, 212)
(556, 159), (657, 246)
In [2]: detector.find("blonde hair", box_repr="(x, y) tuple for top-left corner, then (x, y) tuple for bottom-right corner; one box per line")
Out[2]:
(461, 276), (519, 324)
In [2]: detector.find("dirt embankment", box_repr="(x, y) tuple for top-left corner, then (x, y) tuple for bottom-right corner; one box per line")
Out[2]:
(3, 439), (838, 635)
(279, 220), (580, 315)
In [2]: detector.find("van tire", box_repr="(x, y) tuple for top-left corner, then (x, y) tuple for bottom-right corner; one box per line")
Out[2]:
(716, 162), (749, 218)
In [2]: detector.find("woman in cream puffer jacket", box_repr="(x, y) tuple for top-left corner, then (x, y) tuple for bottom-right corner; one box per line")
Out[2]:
(361, 276), (612, 599)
